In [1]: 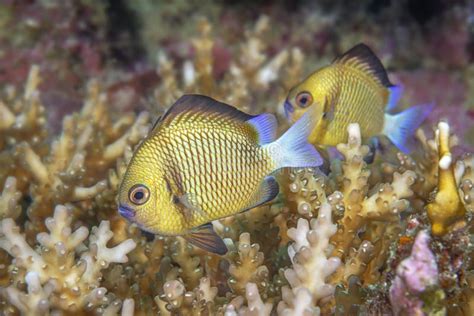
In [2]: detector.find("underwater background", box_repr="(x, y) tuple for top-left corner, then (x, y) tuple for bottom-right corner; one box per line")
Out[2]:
(0, 0), (473, 315)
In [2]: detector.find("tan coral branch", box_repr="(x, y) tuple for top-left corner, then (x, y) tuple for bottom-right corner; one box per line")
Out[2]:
(427, 122), (466, 236)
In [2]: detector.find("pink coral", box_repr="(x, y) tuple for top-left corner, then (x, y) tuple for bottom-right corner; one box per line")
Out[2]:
(389, 230), (442, 315)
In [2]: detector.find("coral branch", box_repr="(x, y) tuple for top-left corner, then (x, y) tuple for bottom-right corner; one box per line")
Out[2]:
(0, 176), (22, 220)
(4, 272), (53, 316)
(427, 122), (466, 235)
(277, 287), (320, 316)
(228, 232), (269, 296)
(284, 202), (341, 304)
(0, 205), (136, 313)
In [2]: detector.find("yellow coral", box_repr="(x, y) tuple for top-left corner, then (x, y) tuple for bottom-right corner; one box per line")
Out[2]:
(0, 176), (21, 220)
(427, 122), (466, 236)
(228, 232), (269, 296)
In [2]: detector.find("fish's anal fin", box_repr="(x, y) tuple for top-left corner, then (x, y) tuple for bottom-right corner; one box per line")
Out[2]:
(183, 223), (227, 255)
(246, 176), (280, 210)
(246, 113), (277, 145)
(334, 43), (393, 88)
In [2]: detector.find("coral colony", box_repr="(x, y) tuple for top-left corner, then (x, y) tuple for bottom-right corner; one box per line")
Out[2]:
(0, 16), (473, 315)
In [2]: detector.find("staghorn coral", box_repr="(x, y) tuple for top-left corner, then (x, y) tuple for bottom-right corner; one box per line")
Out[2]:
(281, 201), (341, 308)
(153, 15), (303, 116)
(329, 124), (417, 261)
(0, 12), (473, 315)
(224, 283), (273, 316)
(0, 66), (47, 191)
(460, 153), (474, 209)
(334, 276), (367, 315)
(0, 65), (150, 243)
(0, 205), (136, 314)
(278, 286), (319, 316)
(0, 177), (22, 220)
(227, 232), (270, 297)
(157, 276), (218, 315)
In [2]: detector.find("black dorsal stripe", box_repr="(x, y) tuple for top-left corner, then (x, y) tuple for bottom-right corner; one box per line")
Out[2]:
(333, 43), (393, 88)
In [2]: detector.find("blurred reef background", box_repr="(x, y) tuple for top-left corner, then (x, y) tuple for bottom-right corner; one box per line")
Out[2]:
(0, 0), (473, 315)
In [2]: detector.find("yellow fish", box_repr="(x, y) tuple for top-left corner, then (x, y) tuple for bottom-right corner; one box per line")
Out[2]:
(284, 43), (433, 153)
(118, 95), (322, 254)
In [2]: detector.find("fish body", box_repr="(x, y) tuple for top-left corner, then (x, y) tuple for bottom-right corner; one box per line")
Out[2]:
(118, 95), (322, 254)
(284, 43), (433, 153)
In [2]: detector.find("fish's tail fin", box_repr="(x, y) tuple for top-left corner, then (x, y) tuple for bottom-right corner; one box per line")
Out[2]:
(383, 103), (434, 153)
(269, 107), (323, 169)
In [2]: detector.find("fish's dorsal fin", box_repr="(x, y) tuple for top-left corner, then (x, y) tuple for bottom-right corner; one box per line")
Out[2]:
(333, 43), (393, 88)
(154, 94), (253, 131)
(154, 94), (276, 145)
(183, 223), (227, 255)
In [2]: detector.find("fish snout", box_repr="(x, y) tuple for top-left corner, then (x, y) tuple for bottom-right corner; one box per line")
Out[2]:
(119, 204), (136, 220)
(284, 99), (294, 119)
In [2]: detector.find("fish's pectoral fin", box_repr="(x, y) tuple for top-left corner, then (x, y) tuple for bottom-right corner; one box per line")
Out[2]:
(333, 43), (393, 88)
(183, 223), (227, 255)
(174, 193), (207, 223)
(246, 176), (280, 210)
(322, 95), (337, 123)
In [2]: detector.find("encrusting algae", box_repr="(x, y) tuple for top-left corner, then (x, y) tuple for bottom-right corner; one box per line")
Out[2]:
(0, 15), (473, 315)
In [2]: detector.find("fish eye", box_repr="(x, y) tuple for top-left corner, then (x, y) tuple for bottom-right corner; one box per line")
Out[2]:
(129, 184), (150, 205)
(295, 91), (313, 108)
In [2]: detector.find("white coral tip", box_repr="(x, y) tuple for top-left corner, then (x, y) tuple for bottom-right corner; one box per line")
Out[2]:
(438, 121), (450, 135)
(439, 154), (452, 170)
(25, 271), (41, 293)
(121, 298), (135, 316)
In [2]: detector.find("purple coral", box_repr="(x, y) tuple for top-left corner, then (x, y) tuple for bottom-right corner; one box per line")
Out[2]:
(389, 230), (439, 315)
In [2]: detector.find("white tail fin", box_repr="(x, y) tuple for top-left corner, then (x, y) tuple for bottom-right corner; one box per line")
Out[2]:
(268, 107), (323, 169)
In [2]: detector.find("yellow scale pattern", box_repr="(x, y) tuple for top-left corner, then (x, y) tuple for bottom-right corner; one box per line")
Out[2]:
(145, 114), (273, 234)
(320, 64), (387, 145)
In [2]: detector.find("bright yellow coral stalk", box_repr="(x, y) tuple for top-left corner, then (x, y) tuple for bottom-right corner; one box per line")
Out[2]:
(427, 122), (466, 236)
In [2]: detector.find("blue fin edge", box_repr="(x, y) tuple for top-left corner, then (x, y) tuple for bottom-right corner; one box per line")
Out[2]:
(247, 113), (278, 145)
(383, 103), (434, 153)
(386, 85), (403, 113)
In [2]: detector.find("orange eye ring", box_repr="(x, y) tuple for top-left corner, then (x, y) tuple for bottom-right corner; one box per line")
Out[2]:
(295, 91), (313, 108)
(129, 184), (150, 205)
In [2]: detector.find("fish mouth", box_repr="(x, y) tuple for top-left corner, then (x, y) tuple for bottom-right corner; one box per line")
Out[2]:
(284, 99), (294, 118)
(118, 204), (136, 220)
